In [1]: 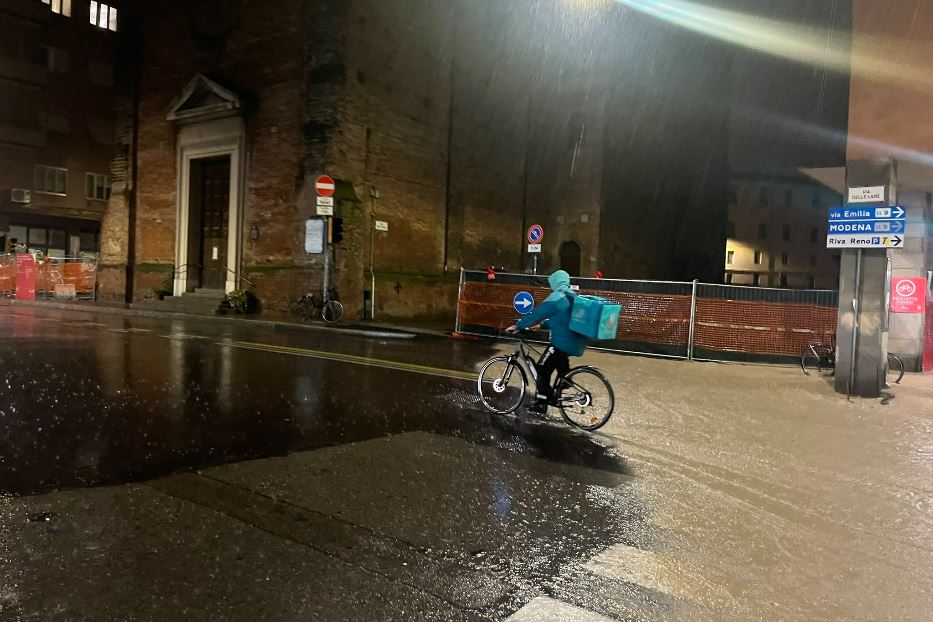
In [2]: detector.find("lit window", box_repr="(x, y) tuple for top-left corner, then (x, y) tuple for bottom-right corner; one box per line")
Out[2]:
(42, 0), (72, 17)
(752, 273), (761, 286)
(85, 173), (112, 201)
(754, 251), (763, 265)
(34, 165), (68, 195)
(90, 2), (118, 31)
(726, 250), (735, 265)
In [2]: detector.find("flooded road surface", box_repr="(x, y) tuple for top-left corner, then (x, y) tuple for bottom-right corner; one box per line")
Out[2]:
(2, 306), (932, 620)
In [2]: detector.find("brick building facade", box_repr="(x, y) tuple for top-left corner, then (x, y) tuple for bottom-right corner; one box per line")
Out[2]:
(0, 0), (116, 260)
(102, 0), (731, 319)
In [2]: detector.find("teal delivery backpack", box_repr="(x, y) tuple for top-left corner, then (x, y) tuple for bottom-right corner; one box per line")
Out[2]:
(569, 295), (621, 340)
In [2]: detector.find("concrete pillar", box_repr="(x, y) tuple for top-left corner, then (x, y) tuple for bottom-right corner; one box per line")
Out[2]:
(889, 190), (932, 371)
(834, 159), (895, 397)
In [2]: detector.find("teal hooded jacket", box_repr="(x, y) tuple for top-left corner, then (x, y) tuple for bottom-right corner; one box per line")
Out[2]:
(516, 270), (586, 356)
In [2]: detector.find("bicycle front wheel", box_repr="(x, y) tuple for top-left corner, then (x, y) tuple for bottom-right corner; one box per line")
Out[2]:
(322, 299), (344, 323)
(557, 367), (614, 431)
(477, 356), (526, 414)
(887, 353), (904, 385)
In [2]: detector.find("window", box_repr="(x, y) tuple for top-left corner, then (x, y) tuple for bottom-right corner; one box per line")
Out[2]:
(725, 273), (733, 284)
(784, 188), (793, 209)
(810, 227), (819, 243)
(28, 228), (47, 245)
(41, 0), (72, 17)
(782, 224), (791, 242)
(754, 251), (763, 265)
(86, 173), (112, 201)
(811, 191), (821, 209)
(759, 186), (770, 206)
(808, 275), (816, 289)
(781, 252), (789, 266)
(726, 221), (736, 237)
(780, 273), (788, 288)
(90, 2), (118, 31)
(752, 273), (761, 286)
(34, 165), (68, 195)
(726, 250), (735, 265)
(809, 254), (817, 268)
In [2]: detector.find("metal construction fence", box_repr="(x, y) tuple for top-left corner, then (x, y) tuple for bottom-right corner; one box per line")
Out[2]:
(455, 269), (839, 364)
(0, 254), (98, 300)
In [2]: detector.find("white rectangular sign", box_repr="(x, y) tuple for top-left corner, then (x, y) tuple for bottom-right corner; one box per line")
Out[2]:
(847, 186), (885, 204)
(316, 204), (334, 216)
(316, 196), (334, 207)
(527, 243), (541, 253)
(304, 218), (324, 253)
(374, 220), (389, 232)
(826, 233), (903, 249)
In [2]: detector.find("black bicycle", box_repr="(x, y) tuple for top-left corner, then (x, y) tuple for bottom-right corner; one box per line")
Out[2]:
(801, 340), (904, 385)
(476, 332), (615, 431)
(290, 286), (344, 323)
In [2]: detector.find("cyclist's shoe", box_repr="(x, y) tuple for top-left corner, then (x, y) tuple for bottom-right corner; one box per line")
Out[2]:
(528, 400), (549, 415)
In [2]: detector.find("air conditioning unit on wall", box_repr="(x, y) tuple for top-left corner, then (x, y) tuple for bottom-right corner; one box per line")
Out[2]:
(10, 188), (31, 204)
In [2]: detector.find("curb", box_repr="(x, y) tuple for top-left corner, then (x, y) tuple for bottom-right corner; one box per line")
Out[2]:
(1, 299), (449, 340)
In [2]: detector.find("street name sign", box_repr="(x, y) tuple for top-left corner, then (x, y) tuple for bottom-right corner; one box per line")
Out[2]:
(848, 186), (885, 204)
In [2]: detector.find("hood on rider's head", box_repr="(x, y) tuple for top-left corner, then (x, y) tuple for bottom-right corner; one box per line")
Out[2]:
(545, 270), (574, 302)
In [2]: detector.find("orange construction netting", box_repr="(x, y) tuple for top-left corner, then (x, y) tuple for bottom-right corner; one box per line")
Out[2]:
(457, 279), (837, 358)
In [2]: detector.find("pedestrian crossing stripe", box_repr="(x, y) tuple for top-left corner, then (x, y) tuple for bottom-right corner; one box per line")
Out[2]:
(506, 596), (615, 621)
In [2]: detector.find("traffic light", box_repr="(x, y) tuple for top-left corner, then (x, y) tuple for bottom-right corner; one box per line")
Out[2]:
(329, 217), (344, 245)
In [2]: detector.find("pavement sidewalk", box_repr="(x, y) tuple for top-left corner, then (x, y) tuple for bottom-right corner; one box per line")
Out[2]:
(0, 298), (452, 339)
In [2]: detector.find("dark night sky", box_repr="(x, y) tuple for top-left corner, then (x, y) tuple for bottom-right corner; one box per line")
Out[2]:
(726, 0), (852, 172)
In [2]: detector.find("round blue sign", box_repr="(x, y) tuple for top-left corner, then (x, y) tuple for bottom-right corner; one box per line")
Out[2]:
(527, 225), (544, 244)
(513, 291), (535, 315)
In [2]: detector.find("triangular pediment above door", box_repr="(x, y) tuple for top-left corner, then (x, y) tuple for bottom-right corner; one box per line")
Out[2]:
(166, 74), (242, 122)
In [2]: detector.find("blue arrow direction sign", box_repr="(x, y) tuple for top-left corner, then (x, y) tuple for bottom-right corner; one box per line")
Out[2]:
(828, 220), (905, 234)
(513, 291), (535, 315)
(829, 205), (906, 221)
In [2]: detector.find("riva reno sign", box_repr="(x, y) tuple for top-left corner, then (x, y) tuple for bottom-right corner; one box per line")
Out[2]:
(891, 277), (927, 313)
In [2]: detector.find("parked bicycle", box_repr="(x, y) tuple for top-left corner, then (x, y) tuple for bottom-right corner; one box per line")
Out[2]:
(291, 286), (344, 324)
(801, 340), (904, 385)
(476, 330), (615, 431)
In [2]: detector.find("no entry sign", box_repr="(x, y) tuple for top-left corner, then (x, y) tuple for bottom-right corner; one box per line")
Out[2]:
(891, 277), (927, 313)
(527, 224), (544, 244)
(315, 175), (335, 197)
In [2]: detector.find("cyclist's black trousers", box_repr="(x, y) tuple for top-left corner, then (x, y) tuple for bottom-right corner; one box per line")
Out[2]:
(535, 345), (570, 403)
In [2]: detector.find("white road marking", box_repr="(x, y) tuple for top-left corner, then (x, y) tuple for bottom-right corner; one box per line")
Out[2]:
(506, 596), (615, 622)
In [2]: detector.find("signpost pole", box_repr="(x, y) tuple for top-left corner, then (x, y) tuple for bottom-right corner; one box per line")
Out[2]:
(533, 255), (537, 276)
(322, 216), (330, 301)
(848, 248), (861, 396)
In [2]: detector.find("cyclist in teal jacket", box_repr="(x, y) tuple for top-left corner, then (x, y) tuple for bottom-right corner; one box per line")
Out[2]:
(507, 270), (586, 414)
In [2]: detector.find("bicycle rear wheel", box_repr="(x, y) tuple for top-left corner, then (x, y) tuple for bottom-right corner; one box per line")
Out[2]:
(477, 356), (526, 414)
(289, 295), (316, 321)
(556, 367), (614, 431)
(322, 299), (344, 323)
